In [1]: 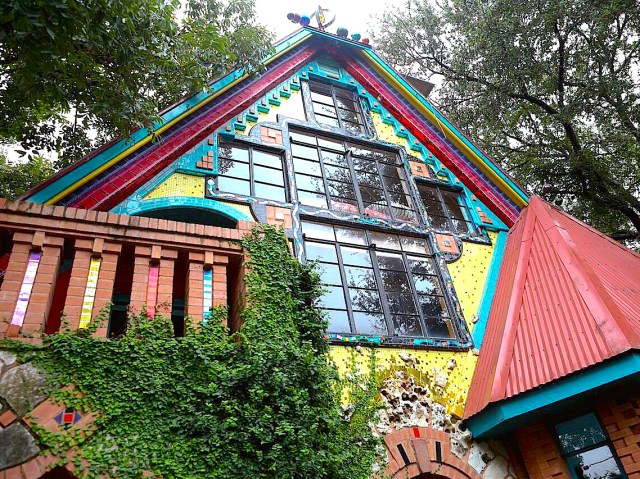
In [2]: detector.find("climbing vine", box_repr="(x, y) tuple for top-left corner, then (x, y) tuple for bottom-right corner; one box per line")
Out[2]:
(2, 225), (381, 478)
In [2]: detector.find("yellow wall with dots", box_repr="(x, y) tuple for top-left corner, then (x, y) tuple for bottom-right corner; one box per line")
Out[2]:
(335, 110), (500, 418)
(145, 173), (203, 199)
(329, 232), (497, 419)
(144, 172), (255, 220)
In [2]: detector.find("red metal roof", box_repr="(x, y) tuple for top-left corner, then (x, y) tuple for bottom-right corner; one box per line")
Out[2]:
(465, 196), (640, 418)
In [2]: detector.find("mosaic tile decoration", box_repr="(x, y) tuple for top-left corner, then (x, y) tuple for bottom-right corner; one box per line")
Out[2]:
(79, 257), (101, 328)
(10, 251), (41, 327)
(203, 267), (213, 323)
(54, 407), (83, 427)
(146, 264), (160, 317)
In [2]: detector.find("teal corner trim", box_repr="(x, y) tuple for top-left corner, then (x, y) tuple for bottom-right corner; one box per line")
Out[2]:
(472, 230), (508, 346)
(26, 29), (313, 205)
(363, 49), (528, 205)
(112, 196), (252, 222)
(467, 352), (640, 438)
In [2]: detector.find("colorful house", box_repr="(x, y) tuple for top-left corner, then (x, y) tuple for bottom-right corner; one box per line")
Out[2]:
(1, 25), (639, 479)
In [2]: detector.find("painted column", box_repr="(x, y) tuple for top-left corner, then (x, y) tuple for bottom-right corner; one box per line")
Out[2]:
(63, 239), (99, 330)
(22, 237), (64, 336)
(0, 235), (33, 336)
(90, 240), (122, 338)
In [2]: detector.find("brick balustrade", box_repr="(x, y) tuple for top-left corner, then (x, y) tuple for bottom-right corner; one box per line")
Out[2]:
(0, 199), (250, 340)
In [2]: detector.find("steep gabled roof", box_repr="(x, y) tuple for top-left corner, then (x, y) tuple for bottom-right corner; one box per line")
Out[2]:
(465, 196), (640, 419)
(23, 27), (527, 225)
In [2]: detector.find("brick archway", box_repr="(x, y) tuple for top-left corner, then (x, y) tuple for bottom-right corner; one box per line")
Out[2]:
(383, 427), (481, 479)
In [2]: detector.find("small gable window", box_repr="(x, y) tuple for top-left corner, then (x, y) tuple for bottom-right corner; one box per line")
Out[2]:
(302, 221), (459, 340)
(291, 130), (417, 223)
(555, 413), (626, 479)
(306, 80), (366, 134)
(213, 141), (287, 202)
(417, 183), (475, 235)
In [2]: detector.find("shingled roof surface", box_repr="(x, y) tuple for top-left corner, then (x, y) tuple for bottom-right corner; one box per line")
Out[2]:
(465, 196), (640, 419)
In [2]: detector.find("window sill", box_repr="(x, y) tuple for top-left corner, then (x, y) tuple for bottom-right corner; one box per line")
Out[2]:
(326, 332), (473, 351)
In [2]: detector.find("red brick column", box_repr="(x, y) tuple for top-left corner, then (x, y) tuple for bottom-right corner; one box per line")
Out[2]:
(210, 254), (228, 308)
(185, 252), (204, 327)
(515, 422), (571, 478)
(0, 235), (32, 336)
(91, 240), (122, 337)
(22, 236), (64, 336)
(129, 245), (152, 315)
(156, 249), (177, 317)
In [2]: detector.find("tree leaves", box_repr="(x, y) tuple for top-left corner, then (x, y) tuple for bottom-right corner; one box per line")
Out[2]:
(374, 0), (640, 243)
(0, 0), (273, 166)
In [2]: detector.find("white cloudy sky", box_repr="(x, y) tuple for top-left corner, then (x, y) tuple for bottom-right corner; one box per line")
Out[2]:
(254, 0), (403, 41)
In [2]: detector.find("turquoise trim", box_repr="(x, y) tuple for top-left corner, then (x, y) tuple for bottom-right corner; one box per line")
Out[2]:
(26, 29), (313, 205)
(467, 352), (640, 438)
(473, 230), (508, 346)
(112, 196), (252, 222)
(362, 49), (528, 205)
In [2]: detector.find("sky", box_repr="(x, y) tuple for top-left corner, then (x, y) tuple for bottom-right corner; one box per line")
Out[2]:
(254, 0), (401, 42)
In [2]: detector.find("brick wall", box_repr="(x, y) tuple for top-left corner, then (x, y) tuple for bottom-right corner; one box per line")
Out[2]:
(514, 388), (640, 479)
(598, 391), (640, 477)
(0, 199), (248, 341)
(515, 422), (570, 478)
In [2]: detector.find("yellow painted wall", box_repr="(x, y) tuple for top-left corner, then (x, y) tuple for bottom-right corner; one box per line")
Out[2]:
(144, 172), (255, 221)
(330, 234), (496, 418)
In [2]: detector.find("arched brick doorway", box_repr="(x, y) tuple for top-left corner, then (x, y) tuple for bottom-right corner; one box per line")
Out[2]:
(383, 427), (481, 479)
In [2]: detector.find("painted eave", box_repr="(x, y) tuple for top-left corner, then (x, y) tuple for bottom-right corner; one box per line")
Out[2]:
(466, 351), (640, 438)
(23, 28), (315, 205)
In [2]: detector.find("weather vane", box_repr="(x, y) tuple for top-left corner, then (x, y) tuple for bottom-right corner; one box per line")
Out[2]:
(286, 5), (370, 44)
(287, 5), (336, 31)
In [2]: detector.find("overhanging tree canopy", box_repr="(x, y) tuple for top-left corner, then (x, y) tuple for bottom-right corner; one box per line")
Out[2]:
(374, 0), (640, 242)
(0, 0), (273, 167)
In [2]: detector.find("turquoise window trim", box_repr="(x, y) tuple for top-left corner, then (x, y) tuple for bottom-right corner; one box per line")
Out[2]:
(111, 196), (252, 222)
(472, 230), (508, 346)
(466, 352), (640, 438)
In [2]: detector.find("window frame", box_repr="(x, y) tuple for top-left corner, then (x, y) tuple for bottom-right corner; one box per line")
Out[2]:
(290, 129), (419, 224)
(554, 412), (627, 479)
(302, 220), (463, 343)
(210, 139), (289, 203)
(416, 180), (477, 236)
(304, 79), (369, 135)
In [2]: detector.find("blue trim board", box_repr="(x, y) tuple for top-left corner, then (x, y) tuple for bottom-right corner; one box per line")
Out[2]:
(466, 352), (640, 438)
(112, 196), (252, 222)
(473, 230), (508, 346)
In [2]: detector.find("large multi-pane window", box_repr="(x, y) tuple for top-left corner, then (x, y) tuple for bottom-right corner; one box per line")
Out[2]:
(417, 184), (475, 235)
(302, 221), (456, 339)
(307, 80), (366, 134)
(555, 413), (626, 479)
(291, 130), (417, 223)
(215, 141), (287, 202)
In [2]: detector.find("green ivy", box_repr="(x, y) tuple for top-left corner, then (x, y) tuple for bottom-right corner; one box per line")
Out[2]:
(2, 225), (381, 478)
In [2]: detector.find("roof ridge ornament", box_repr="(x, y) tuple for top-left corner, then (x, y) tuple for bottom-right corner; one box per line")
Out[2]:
(287, 5), (336, 31)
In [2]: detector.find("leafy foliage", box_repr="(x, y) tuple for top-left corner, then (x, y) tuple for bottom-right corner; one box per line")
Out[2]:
(3, 225), (380, 478)
(374, 0), (640, 242)
(0, 154), (56, 199)
(0, 0), (273, 167)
